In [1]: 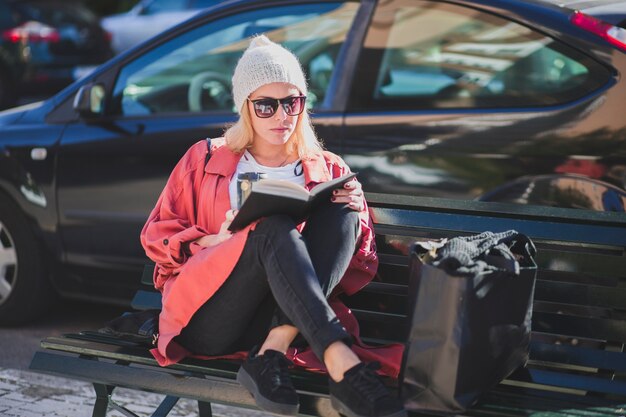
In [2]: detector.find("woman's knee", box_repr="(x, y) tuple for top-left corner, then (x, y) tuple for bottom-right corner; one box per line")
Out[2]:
(254, 215), (297, 237)
(314, 202), (360, 237)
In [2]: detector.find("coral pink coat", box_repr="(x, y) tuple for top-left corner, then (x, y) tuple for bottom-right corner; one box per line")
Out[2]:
(140, 138), (403, 377)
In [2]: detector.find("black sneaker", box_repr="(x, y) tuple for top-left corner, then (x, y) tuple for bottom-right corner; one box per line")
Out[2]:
(237, 348), (299, 416)
(329, 362), (407, 417)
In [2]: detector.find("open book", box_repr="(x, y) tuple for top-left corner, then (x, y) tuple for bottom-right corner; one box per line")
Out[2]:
(228, 172), (357, 231)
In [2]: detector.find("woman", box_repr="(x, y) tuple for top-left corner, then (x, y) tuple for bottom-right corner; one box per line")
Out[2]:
(141, 35), (406, 417)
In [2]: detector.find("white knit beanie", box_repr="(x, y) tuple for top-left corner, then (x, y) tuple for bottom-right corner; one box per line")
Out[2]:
(232, 35), (308, 113)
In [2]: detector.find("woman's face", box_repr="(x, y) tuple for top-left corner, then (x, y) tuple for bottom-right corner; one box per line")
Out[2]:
(247, 82), (302, 149)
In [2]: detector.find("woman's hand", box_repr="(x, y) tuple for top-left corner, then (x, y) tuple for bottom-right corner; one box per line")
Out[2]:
(332, 179), (365, 211)
(194, 209), (238, 248)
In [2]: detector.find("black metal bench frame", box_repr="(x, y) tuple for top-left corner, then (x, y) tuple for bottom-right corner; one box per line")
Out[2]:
(30, 194), (626, 417)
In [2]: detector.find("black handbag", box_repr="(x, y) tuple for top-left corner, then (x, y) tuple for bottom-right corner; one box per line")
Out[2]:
(401, 230), (537, 414)
(98, 309), (160, 346)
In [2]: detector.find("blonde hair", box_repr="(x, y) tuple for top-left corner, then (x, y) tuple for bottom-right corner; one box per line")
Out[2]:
(225, 102), (324, 159)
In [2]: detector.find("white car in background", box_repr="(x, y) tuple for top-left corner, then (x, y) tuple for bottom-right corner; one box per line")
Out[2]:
(102, 0), (223, 54)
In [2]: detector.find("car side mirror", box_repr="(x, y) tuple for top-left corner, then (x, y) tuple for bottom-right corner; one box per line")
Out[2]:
(73, 83), (106, 118)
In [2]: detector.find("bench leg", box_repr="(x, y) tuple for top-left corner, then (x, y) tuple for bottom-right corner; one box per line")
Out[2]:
(152, 395), (180, 417)
(198, 401), (213, 417)
(92, 383), (182, 417)
(92, 384), (114, 417)
(93, 383), (147, 417)
(109, 402), (141, 417)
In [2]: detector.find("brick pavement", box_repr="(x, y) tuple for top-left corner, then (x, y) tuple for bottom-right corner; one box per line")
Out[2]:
(0, 367), (269, 417)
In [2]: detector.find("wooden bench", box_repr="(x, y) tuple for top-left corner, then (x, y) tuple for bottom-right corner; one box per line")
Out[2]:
(29, 193), (626, 417)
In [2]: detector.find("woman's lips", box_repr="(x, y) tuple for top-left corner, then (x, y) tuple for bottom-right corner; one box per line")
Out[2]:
(271, 128), (289, 132)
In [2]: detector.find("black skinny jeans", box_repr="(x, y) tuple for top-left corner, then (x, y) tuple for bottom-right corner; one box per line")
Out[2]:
(176, 200), (360, 360)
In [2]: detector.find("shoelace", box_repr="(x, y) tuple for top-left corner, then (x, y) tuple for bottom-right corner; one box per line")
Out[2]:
(350, 362), (389, 402)
(260, 354), (295, 393)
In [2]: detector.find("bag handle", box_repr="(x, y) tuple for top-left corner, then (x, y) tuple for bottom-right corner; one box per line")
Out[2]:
(510, 233), (537, 260)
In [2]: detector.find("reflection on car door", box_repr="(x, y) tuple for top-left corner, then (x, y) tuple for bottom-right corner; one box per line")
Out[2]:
(55, 1), (360, 296)
(342, 0), (614, 211)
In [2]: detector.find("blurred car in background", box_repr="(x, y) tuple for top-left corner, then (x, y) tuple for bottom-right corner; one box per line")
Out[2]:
(102, 0), (224, 54)
(0, 0), (625, 325)
(1, 0), (113, 98)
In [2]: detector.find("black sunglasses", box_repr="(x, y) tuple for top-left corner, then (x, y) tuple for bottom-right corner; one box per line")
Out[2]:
(247, 95), (307, 118)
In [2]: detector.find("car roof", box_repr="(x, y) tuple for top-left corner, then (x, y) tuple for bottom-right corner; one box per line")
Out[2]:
(537, 0), (626, 25)
(205, 0), (626, 27)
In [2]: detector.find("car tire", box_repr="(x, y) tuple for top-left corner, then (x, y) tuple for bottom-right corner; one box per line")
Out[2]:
(0, 200), (52, 325)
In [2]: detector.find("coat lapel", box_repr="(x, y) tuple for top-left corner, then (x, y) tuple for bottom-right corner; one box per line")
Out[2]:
(302, 150), (332, 189)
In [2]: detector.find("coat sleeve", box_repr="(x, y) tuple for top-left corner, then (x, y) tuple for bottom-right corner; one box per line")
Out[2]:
(327, 155), (379, 296)
(140, 147), (209, 276)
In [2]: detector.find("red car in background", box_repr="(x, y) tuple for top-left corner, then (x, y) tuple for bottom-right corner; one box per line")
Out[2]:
(1, 0), (113, 102)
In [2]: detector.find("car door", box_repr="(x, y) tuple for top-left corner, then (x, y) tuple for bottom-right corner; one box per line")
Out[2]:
(54, 1), (361, 300)
(342, 0), (619, 209)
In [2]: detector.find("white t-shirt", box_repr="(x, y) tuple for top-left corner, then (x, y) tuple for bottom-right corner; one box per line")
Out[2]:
(229, 150), (305, 209)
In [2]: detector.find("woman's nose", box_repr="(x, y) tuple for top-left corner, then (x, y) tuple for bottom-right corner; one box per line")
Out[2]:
(274, 105), (289, 120)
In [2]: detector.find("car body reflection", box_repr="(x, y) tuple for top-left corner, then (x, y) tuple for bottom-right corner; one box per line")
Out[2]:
(478, 174), (626, 212)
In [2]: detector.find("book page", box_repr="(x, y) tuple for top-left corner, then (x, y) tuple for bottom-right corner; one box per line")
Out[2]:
(252, 179), (309, 201)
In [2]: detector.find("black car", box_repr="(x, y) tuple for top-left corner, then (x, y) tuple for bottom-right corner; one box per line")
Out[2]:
(0, 0), (625, 324)
(2, 0), (113, 97)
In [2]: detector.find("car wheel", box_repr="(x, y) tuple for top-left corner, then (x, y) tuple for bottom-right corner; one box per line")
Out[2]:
(0, 201), (52, 325)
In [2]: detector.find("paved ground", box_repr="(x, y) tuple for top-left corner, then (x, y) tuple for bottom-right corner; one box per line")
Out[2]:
(0, 368), (268, 417)
(0, 299), (273, 415)
(0, 302), (127, 370)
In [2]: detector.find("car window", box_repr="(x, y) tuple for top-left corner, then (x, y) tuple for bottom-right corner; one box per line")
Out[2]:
(143, 0), (189, 14)
(349, 0), (611, 110)
(112, 2), (359, 116)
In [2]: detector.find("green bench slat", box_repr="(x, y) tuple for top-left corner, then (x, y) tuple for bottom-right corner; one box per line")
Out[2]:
(131, 289), (162, 310)
(355, 311), (626, 344)
(535, 281), (626, 310)
(346, 285), (626, 317)
(371, 210), (626, 248)
(536, 249), (626, 282)
(531, 312), (626, 343)
(470, 385), (626, 417)
(530, 342), (626, 372)
(519, 368), (626, 397)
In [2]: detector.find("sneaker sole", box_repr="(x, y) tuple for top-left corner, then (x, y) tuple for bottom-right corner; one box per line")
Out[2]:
(237, 366), (299, 416)
(330, 395), (408, 417)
